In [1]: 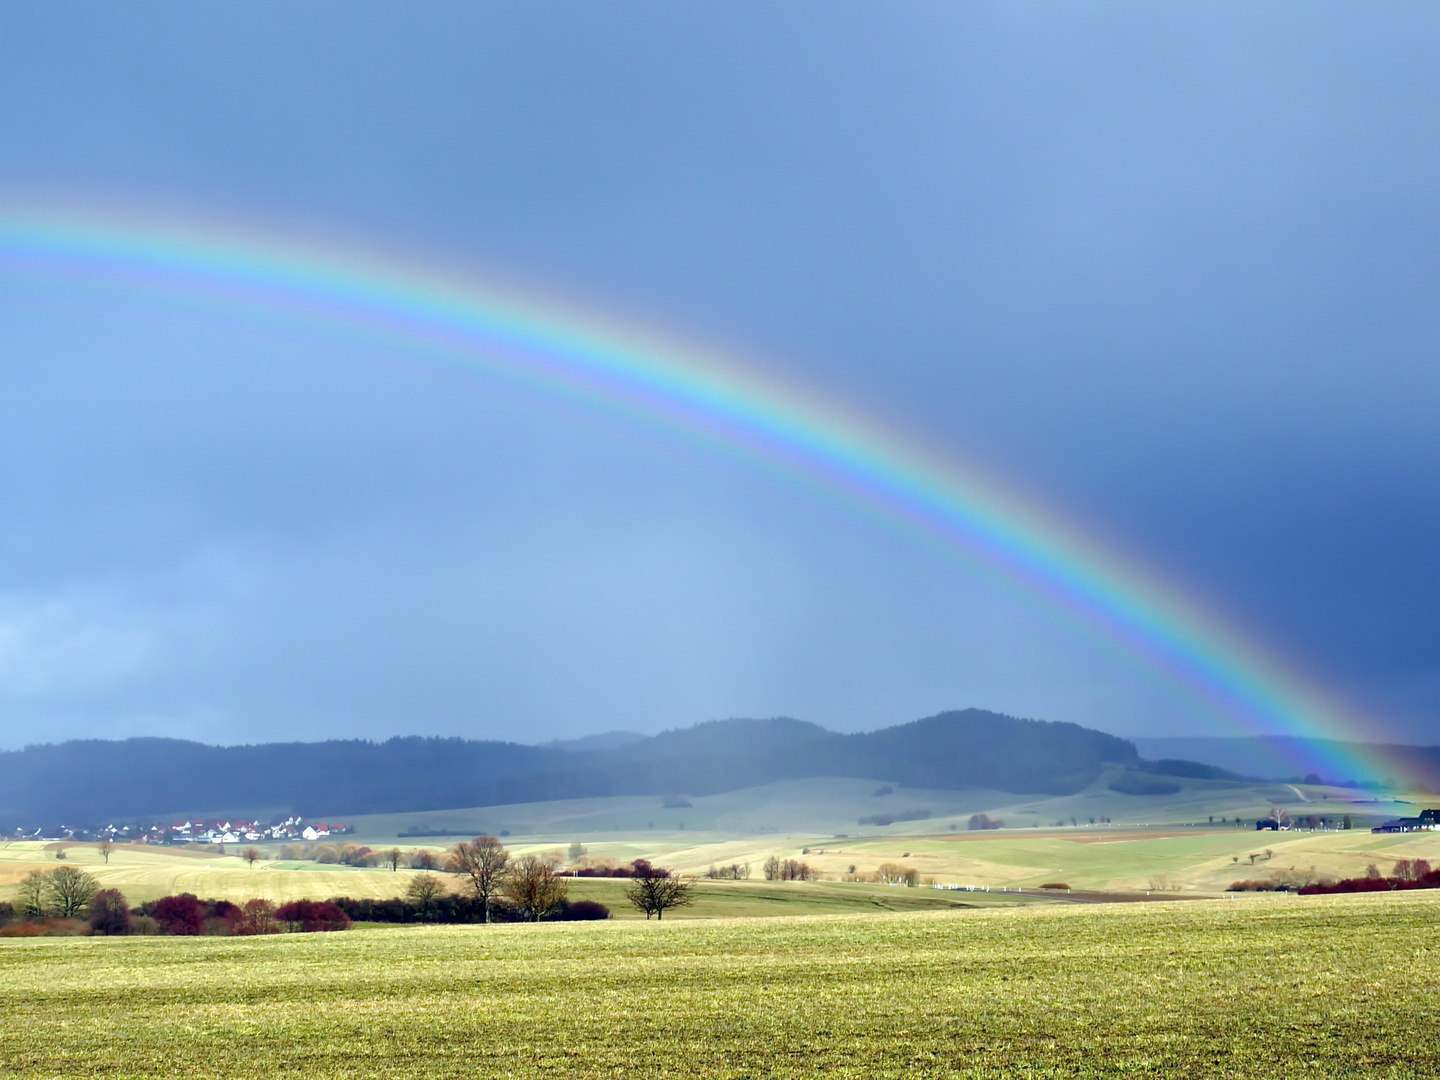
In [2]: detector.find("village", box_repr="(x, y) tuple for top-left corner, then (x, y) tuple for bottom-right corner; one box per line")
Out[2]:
(7, 817), (351, 846)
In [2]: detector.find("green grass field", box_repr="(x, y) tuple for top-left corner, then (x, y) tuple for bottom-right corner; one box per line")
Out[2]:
(2, 891), (1437, 1078)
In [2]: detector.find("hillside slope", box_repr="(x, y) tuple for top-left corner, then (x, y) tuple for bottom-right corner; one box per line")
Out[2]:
(0, 709), (1138, 824)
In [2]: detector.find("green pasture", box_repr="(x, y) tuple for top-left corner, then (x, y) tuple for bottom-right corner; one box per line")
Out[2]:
(3, 891), (1438, 1078)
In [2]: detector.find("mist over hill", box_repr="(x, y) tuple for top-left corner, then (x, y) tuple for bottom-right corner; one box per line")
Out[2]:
(1133, 736), (1440, 787)
(1, 709), (1139, 825)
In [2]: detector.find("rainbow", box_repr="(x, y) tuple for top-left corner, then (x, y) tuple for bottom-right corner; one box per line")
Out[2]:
(0, 208), (1416, 788)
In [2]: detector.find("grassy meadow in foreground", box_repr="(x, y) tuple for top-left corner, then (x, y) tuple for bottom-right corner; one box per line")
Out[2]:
(2, 891), (1437, 1079)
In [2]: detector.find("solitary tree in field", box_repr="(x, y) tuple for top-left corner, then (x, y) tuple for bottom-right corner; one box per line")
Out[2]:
(449, 837), (509, 923)
(97, 839), (113, 864)
(48, 866), (100, 917)
(406, 873), (447, 919)
(384, 847), (403, 871)
(625, 863), (693, 920)
(243, 848), (262, 868)
(505, 854), (569, 921)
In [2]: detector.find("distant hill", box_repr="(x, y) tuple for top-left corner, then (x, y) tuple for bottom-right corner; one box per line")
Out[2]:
(0, 709), (1144, 826)
(1132, 736), (1440, 788)
(545, 731), (649, 753)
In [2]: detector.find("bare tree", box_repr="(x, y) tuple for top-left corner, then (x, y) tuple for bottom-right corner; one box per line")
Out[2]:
(406, 872), (447, 919)
(408, 848), (440, 870)
(17, 870), (49, 919)
(875, 862), (908, 885)
(448, 836), (509, 923)
(505, 854), (569, 921)
(48, 866), (100, 917)
(384, 847), (403, 872)
(236, 898), (279, 935)
(242, 847), (263, 868)
(625, 863), (693, 920)
(97, 839), (114, 864)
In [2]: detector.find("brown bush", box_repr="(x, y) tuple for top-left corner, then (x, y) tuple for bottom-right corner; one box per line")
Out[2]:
(0, 922), (47, 938)
(0, 918), (87, 937)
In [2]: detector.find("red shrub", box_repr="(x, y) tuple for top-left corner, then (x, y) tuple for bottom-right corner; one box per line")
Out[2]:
(89, 889), (132, 935)
(275, 899), (351, 932)
(152, 895), (204, 936)
(560, 899), (610, 920)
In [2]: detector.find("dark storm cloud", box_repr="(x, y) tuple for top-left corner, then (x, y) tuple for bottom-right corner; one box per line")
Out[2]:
(0, 3), (1437, 745)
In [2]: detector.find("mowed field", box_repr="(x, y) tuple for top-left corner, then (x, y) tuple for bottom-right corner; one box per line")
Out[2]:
(2, 891), (1437, 1079)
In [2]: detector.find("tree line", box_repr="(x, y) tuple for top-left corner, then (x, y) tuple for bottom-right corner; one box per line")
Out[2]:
(0, 868), (351, 937)
(0, 838), (696, 935)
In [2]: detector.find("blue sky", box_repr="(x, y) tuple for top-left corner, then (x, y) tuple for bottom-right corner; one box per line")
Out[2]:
(1, 4), (1437, 747)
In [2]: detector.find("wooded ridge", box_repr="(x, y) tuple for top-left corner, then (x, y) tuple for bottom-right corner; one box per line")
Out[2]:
(1, 709), (1145, 823)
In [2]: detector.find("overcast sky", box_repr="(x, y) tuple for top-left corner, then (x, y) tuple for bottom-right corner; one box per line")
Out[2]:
(1, 4), (1437, 748)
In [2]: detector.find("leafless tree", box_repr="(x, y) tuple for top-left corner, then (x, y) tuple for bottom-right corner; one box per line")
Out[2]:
(625, 863), (693, 920)
(384, 847), (403, 871)
(17, 870), (49, 918)
(97, 839), (114, 864)
(243, 847), (262, 868)
(408, 848), (440, 870)
(505, 854), (569, 921)
(47, 866), (100, 917)
(236, 898), (279, 935)
(406, 873), (447, 918)
(875, 862), (908, 885)
(449, 836), (510, 922)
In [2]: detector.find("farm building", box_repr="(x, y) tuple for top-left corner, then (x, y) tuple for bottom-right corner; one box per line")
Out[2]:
(1372, 809), (1439, 834)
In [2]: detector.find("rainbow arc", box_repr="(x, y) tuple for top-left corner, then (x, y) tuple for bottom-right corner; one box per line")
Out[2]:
(0, 208), (1414, 788)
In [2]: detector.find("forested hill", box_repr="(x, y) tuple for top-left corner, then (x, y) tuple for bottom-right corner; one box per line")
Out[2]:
(0, 709), (1141, 824)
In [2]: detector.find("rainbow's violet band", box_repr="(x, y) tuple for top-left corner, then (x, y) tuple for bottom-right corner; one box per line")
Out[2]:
(0, 211), (1413, 789)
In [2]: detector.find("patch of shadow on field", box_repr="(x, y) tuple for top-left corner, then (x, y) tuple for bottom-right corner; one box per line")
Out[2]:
(1022, 889), (1212, 904)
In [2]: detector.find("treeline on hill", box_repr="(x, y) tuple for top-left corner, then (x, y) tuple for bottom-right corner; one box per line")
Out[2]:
(0, 853), (618, 937)
(0, 837), (716, 934)
(1, 709), (1156, 823)
(1228, 858), (1439, 895)
(0, 868), (355, 938)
